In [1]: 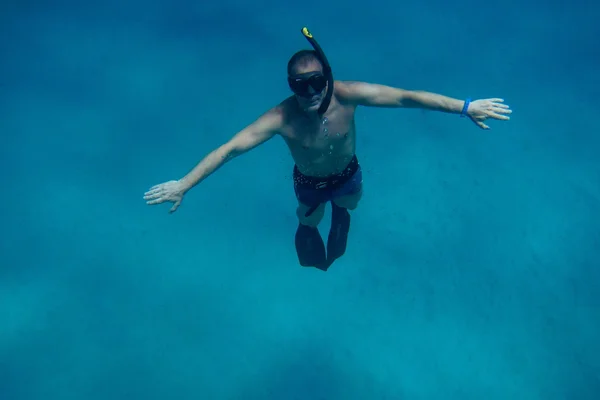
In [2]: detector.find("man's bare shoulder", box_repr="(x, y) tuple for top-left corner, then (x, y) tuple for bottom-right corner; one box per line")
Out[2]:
(335, 80), (363, 86)
(334, 80), (364, 89)
(276, 96), (301, 120)
(254, 97), (297, 134)
(334, 80), (366, 105)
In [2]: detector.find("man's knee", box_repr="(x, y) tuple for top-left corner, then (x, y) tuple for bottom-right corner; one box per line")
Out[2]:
(296, 202), (325, 227)
(333, 189), (362, 210)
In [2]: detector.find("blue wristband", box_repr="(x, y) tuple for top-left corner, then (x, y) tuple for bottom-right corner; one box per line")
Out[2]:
(460, 98), (471, 118)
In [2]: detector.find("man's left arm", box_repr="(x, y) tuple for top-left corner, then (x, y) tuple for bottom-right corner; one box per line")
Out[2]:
(336, 81), (512, 130)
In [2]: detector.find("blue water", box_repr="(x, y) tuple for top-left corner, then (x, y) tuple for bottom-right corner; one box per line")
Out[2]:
(1, 1), (599, 399)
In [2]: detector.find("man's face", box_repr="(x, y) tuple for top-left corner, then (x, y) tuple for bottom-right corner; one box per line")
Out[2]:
(288, 61), (327, 112)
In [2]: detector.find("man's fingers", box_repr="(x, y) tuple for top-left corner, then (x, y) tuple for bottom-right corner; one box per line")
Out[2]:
(470, 116), (488, 130)
(488, 98), (504, 103)
(143, 191), (162, 201)
(146, 198), (164, 205)
(493, 106), (512, 114)
(489, 111), (510, 120)
(144, 187), (163, 197)
(147, 184), (164, 192)
(169, 200), (181, 213)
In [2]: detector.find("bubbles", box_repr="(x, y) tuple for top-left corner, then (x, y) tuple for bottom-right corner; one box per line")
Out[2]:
(322, 117), (328, 124)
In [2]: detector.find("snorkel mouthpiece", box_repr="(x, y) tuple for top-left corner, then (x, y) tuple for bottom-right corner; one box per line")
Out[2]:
(301, 27), (333, 116)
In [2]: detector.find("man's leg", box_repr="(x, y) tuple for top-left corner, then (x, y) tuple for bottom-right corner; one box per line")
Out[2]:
(296, 202), (326, 227)
(332, 163), (363, 210)
(332, 188), (362, 210)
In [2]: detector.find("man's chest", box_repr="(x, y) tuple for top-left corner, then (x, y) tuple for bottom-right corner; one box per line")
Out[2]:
(285, 109), (355, 151)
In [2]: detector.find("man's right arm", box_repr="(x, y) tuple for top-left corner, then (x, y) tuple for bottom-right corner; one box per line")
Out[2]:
(178, 106), (283, 192)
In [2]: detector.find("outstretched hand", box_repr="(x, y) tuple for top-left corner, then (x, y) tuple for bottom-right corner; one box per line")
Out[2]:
(467, 98), (512, 130)
(144, 180), (186, 213)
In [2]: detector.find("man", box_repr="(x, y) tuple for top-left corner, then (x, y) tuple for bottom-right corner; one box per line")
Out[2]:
(144, 28), (511, 271)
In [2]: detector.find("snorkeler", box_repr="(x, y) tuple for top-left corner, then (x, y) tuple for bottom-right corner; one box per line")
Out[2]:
(143, 27), (512, 271)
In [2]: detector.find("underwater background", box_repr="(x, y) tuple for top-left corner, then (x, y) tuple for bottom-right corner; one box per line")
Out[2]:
(1, 0), (599, 398)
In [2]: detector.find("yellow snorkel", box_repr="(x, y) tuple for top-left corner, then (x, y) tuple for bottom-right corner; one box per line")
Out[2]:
(300, 27), (334, 116)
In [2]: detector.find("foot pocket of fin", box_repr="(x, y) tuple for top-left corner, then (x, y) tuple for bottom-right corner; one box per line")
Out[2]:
(327, 203), (351, 263)
(295, 224), (327, 268)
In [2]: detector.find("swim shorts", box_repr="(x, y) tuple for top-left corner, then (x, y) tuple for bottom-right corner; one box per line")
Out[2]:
(293, 155), (363, 215)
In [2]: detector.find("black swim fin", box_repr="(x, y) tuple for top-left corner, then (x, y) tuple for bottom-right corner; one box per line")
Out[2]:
(295, 224), (328, 270)
(325, 202), (351, 266)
